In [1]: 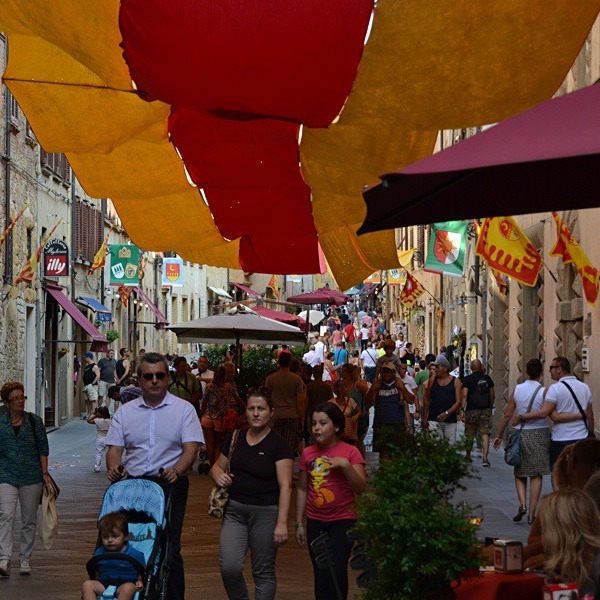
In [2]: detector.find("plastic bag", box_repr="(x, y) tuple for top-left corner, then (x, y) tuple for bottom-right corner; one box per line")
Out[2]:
(38, 485), (58, 550)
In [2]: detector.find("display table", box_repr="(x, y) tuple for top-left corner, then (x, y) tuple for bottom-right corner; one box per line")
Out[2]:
(455, 570), (544, 600)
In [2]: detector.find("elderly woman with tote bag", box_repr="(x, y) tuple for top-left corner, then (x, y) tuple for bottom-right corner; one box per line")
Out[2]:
(0, 381), (51, 577)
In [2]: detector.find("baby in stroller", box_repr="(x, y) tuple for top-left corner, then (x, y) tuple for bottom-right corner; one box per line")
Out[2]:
(82, 512), (145, 599)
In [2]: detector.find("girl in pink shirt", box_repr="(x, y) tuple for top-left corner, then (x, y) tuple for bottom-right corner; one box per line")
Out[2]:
(295, 403), (366, 600)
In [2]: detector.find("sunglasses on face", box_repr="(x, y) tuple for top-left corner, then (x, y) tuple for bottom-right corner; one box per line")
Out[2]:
(141, 372), (168, 381)
(8, 395), (27, 402)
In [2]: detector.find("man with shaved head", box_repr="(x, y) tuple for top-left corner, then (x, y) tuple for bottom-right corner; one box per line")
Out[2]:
(462, 359), (495, 466)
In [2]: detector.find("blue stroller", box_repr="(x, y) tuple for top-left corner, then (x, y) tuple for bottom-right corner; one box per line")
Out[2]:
(86, 479), (173, 600)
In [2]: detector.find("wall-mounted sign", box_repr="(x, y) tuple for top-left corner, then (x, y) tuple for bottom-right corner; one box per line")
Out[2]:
(162, 258), (183, 286)
(109, 244), (139, 286)
(43, 239), (69, 277)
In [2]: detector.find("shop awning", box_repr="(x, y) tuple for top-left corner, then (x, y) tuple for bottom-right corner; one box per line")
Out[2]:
(231, 282), (261, 297)
(208, 286), (233, 300)
(76, 296), (112, 323)
(359, 283), (378, 297)
(134, 286), (168, 324)
(252, 306), (307, 328)
(46, 284), (109, 352)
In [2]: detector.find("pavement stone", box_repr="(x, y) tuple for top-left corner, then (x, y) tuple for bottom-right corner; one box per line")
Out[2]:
(0, 419), (552, 598)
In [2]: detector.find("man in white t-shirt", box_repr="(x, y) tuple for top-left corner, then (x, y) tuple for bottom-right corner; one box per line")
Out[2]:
(192, 356), (214, 395)
(517, 355), (593, 468)
(303, 345), (323, 368)
(395, 332), (407, 356)
(360, 325), (371, 351)
(399, 362), (419, 431)
(314, 337), (326, 362)
(360, 342), (379, 383)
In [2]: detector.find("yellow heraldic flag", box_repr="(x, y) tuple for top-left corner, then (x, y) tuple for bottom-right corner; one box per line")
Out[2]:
(88, 227), (112, 276)
(550, 212), (599, 306)
(475, 217), (542, 287)
(399, 273), (425, 307)
(15, 219), (62, 285)
(267, 275), (280, 300)
(0, 203), (29, 251)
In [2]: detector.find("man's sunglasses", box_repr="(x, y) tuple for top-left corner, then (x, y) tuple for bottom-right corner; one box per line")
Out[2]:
(141, 372), (168, 381)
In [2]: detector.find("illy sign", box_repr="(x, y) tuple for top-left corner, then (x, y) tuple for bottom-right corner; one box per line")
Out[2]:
(44, 239), (69, 277)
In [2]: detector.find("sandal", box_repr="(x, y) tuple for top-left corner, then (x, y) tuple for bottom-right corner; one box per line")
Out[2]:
(527, 514), (536, 525)
(513, 505), (527, 522)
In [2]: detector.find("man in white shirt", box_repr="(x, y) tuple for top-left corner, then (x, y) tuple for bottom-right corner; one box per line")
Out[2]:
(192, 355), (214, 395)
(106, 352), (203, 599)
(360, 341), (379, 383)
(360, 325), (371, 351)
(314, 336), (326, 362)
(395, 332), (407, 356)
(303, 345), (323, 368)
(517, 355), (593, 468)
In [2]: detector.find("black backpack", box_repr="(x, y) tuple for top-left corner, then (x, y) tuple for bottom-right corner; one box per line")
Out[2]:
(470, 376), (491, 409)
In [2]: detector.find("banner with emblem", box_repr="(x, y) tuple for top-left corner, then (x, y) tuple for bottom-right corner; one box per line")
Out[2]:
(387, 268), (408, 287)
(399, 273), (426, 307)
(424, 221), (468, 277)
(475, 217), (542, 287)
(109, 244), (139, 286)
(550, 212), (599, 306)
(162, 257), (184, 286)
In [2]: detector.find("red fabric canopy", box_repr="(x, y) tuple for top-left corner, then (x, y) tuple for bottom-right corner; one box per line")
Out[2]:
(360, 83), (600, 233)
(288, 287), (351, 306)
(252, 306), (307, 328)
(119, 0), (373, 274)
(119, 0), (373, 126)
(232, 282), (261, 297)
(135, 286), (168, 324)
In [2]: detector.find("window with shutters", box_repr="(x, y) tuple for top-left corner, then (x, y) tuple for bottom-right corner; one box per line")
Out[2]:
(74, 197), (103, 263)
(40, 148), (71, 182)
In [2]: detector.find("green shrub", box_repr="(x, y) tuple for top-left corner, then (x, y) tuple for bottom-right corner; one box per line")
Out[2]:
(355, 428), (483, 599)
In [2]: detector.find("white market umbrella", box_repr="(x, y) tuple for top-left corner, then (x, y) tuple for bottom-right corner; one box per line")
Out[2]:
(297, 309), (326, 326)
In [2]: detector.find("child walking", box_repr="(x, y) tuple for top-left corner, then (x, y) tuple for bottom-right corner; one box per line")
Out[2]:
(87, 406), (111, 473)
(81, 512), (145, 600)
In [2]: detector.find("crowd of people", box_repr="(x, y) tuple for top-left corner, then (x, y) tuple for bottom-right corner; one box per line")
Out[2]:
(0, 305), (598, 598)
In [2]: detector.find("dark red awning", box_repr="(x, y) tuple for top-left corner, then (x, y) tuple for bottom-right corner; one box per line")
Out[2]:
(360, 83), (600, 234)
(45, 283), (109, 352)
(232, 282), (261, 297)
(135, 286), (168, 324)
(288, 287), (351, 306)
(252, 306), (307, 328)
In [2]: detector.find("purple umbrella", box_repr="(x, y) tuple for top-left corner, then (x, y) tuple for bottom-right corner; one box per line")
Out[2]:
(287, 287), (351, 306)
(358, 83), (600, 234)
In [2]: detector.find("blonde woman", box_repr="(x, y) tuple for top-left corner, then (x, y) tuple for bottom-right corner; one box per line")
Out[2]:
(539, 488), (600, 596)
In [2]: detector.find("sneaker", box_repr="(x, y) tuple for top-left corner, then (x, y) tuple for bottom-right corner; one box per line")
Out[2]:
(482, 459), (490, 467)
(19, 560), (31, 575)
(93, 467), (101, 473)
(0, 560), (10, 577)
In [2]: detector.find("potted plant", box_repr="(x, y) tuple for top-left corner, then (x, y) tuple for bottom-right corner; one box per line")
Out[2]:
(106, 329), (120, 343)
(354, 429), (484, 599)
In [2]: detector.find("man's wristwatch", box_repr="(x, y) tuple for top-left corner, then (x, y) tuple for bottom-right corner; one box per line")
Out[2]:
(173, 468), (181, 478)
(444, 410), (449, 416)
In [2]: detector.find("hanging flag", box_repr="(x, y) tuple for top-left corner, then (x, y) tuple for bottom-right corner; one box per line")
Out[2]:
(109, 244), (140, 286)
(267, 274), (280, 299)
(0, 204), (29, 252)
(88, 226), (112, 275)
(162, 257), (184, 286)
(399, 273), (425, 307)
(397, 248), (416, 270)
(550, 212), (599, 306)
(424, 221), (468, 277)
(15, 219), (62, 285)
(117, 284), (133, 307)
(475, 217), (542, 287)
(473, 219), (508, 296)
(138, 252), (146, 282)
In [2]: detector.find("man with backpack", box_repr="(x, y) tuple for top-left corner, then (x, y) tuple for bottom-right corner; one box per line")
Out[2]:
(462, 359), (495, 466)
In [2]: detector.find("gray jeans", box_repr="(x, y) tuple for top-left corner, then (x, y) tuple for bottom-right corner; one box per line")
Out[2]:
(0, 482), (43, 561)
(220, 499), (279, 600)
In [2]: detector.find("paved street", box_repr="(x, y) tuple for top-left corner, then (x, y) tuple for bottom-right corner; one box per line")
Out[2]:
(0, 420), (552, 599)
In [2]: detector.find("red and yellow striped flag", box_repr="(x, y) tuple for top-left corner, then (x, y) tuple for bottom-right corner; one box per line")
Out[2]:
(88, 227), (112, 275)
(267, 274), (280, 299)
(0, 204), (29, 252)
(475, 217), (542, 287)
(117, 284), (133, 307)
(550, 212), (599, 306)
(399, 273), (425, 307)
(15, 219), (62, 285)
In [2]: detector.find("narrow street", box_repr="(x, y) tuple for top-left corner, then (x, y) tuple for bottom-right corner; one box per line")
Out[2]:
(1, 420), (551, 599)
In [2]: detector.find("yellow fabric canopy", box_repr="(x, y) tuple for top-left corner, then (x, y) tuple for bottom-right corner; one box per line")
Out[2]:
(1, 0), (598, 283)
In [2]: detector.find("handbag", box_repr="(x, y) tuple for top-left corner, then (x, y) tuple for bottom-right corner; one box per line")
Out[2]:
(37, 484), (58, 550)
(504, 384), (542, 467)
(220, 386), (245, 432)
(28, 413), (60, 499)
(561, 381), (596, 439)
(208, 429), (240, 519)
